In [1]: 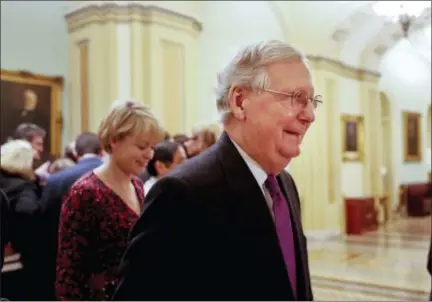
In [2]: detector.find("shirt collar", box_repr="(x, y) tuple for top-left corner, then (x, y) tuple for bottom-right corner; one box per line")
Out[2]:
(79, 154), (99, 161)
(230, 137), (267, 188)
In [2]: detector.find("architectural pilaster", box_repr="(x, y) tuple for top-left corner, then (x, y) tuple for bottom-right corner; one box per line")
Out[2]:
(65, 2), (202, 137)
(291, 56), (381, 237)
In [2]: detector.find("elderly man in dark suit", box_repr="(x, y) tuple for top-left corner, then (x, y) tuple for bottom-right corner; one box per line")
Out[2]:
(37, 132), (103, 300)
(114, 40), (321, 301)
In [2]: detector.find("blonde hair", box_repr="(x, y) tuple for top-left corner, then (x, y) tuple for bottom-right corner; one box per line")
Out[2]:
(215, 40), (307, 122)
(49, 157), (76, 174)
(0, 139), (35, 180)
(98, 100), (165, 153)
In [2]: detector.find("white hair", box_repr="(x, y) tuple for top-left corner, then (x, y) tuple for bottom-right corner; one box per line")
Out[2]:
(0, 139), (36, 180)
(215, 40), (308, 123)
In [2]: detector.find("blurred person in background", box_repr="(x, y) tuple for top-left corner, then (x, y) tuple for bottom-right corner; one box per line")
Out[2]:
(12, 123), (45, 162)
(48, 157), (76, 175)
(144, 140), (186, 193)
(173, 126), (218, 159)
(138, 130), (171, 184)
(12, 123), (50, 181)
(0, 139), (44, 300)
(63, 140), (78, 163)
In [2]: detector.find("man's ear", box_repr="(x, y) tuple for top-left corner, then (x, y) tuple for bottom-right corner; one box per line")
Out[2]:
(227, 86), (247, 120)
(154, 161), (166, 176)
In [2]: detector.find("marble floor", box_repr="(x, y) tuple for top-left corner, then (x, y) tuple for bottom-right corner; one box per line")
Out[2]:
(309, 215), (431, 301)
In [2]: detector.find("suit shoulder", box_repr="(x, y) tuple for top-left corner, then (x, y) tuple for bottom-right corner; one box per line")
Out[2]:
(168, 148), (222, 189)
(140, 175), (194, 222)
(281, 170), (296, 185)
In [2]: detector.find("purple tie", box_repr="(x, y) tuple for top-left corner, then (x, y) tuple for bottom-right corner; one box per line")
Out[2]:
(265, 175), (297, 297)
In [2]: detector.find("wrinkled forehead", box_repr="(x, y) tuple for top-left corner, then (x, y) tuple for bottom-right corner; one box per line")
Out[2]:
(266, 59), (314, 94)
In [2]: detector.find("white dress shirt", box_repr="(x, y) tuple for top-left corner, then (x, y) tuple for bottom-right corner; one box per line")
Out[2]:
(143, 176), (158, 194)
(230, 137), (274, 219)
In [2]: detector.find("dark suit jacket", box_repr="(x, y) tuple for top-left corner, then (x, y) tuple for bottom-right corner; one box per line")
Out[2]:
(0, 169), (43, 300)
(113, 132), (313, 301)
(37, 156), (103, 300)
(0, 188), (8, 271)
(428, 183), (432, 301)
(428, 234), (432, 301)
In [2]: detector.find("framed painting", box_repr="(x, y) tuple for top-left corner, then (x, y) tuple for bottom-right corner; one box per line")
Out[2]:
(1, 69), (64, 159)
(402, 111), (422, 162)
(341, 114), (364, 161)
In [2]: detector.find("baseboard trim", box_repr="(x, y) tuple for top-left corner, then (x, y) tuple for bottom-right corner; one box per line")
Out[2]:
(305, 229), (342, 241)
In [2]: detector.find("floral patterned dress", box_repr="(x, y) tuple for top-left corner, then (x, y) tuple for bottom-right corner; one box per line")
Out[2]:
(55, 172), (143, 300)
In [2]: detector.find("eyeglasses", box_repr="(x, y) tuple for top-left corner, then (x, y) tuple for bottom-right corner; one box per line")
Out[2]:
(262, 88), (323, 109)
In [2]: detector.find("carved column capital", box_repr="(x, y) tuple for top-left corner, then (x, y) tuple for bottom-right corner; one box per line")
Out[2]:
(65, 1), (202, 36)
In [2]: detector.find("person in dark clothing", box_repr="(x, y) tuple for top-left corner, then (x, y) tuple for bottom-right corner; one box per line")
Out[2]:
(172, 134), (191, 159)
(138, 132), (172, 183)
(37, 132), (103, 300)
(0, 139), (44, 301)
(428, 235), (432, 301)
(0, 188), (9, 271)
(428, 182), (432, 301)
(113, 40), (315, 301)
(143, 140), (186, 193)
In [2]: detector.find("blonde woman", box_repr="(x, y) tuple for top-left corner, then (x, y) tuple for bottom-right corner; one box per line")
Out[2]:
(0, 139), (43, 300)
(55, 100), (164, 300)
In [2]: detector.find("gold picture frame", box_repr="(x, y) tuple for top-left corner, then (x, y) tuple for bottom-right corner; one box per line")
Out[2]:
(341, 114), (364, 161)
(403, 111), (422, 162)
(1, 69), (64, 157)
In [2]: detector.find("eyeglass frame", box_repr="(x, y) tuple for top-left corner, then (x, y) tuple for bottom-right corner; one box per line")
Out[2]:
(261, 88), (323, 109)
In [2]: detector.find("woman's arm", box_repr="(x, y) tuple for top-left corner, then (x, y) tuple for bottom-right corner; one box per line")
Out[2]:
(55, 185), (97, 300)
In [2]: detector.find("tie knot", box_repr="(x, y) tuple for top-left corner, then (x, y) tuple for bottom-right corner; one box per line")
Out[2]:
(265, 175), (280, 196)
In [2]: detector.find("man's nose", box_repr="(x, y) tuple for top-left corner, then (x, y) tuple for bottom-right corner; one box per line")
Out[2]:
(300, 102), (316, 123)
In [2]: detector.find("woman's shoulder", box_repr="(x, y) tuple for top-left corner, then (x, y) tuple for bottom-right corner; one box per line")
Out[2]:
(67, 172), (101, 198)
(63, 172), (102, 212)
(70, 171), (98, 189)
(0, 170), (36, 193)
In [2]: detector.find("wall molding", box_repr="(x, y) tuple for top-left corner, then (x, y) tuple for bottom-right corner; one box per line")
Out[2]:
(307, 55), (381, 82)
(65, 3), (202, 36)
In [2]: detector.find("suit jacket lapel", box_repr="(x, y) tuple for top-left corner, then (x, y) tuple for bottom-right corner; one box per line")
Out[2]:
(215, 133), (275, 231)
(215, 133), (301, 299)
(277, 172), (309, 300)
